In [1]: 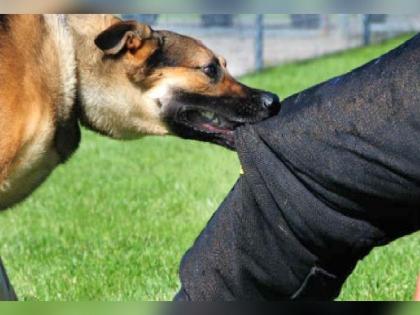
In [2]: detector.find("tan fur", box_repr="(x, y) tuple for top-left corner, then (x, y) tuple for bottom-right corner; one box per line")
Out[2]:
(0, 15), (62, 209)
(0, 14), (173, 210)
(0, 14), (251, 210)
(67, 15), (169, 139)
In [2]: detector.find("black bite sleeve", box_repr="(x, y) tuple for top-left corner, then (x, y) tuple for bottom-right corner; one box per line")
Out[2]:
(175, 34), (420, 301)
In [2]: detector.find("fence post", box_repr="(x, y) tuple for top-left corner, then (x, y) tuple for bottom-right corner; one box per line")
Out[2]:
(321, 14), (330, 35)
(363, 14), (371, 46)
(255, 14), (264, 72)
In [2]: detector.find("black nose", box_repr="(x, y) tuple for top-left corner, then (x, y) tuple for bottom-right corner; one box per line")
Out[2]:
(261, 92), (281, 115)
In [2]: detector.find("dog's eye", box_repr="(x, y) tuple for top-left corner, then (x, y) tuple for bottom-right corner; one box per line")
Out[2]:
(202, 64), (219, 79)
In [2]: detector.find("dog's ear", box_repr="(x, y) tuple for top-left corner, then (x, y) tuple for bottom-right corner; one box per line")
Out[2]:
(94, 21), (154, 56)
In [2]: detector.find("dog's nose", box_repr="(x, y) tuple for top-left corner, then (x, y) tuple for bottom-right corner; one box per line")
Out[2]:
(261, 92), (281, 115)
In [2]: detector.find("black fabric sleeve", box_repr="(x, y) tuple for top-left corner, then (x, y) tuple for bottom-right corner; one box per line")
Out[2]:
(175, 34), (420, 301)
(0, 258), (17, 301)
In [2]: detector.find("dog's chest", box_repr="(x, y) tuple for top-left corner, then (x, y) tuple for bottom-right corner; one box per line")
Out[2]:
(0, 122), (61, 210)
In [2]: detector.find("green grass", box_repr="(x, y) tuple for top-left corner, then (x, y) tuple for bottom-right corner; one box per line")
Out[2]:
(1, 35), (419, 301)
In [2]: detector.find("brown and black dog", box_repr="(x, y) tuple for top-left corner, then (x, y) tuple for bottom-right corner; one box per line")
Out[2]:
(0, 14), (279, 299)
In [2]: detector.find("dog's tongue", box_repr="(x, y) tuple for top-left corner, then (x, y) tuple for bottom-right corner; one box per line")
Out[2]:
(201, 123), (232, 134)
(185, 109), (236, 134)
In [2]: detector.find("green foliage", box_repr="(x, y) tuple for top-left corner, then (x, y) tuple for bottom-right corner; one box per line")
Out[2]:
(0, 34), (418, 301)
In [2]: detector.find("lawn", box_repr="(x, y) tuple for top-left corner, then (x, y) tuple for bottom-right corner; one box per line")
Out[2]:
(0, 34), (419, 301)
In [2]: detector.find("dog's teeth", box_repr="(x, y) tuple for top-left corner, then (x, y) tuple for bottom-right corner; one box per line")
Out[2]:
(202, 111), (215, 121)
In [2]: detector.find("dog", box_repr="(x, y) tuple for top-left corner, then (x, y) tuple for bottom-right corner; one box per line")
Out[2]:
(0, 14), (280, 299)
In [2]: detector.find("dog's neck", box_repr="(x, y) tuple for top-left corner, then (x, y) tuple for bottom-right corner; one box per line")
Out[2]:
(44, 14), (121, 161)
(65, 14), (119, 134)
(43, 14), (80, 162)
(45, 14), (117, 122)
(44, 14), (78, 126)
(55, 15), (169, 142)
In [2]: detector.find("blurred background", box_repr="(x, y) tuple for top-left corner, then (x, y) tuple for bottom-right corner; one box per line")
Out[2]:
(122, 14), (420, 75)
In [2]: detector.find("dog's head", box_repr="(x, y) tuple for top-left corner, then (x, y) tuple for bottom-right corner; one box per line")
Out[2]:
(82, 18), (280, 149)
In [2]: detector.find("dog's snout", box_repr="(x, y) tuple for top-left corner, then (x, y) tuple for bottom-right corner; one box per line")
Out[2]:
(261, 92), (281, 115)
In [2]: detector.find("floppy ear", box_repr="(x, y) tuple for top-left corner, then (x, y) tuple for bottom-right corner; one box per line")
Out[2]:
(94, 21), (153, 56)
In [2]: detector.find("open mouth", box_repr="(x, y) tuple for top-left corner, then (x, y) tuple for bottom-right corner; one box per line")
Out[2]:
(177, 108), (244, 149)
(165, 92), (281, 150)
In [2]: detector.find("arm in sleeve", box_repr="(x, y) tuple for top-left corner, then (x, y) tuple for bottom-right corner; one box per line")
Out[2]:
(175, 34), (420, 301)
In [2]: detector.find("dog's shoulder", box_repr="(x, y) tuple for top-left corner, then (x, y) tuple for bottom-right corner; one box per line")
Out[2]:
(1, 15), (80, 163)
